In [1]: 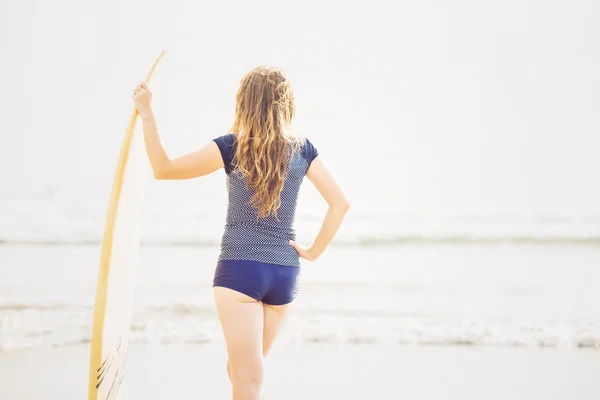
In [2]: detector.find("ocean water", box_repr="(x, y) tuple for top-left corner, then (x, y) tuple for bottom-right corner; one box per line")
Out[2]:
(2, 242), (599, 352)
(2, 207), (600, 246)
(2, 0), (600, 359)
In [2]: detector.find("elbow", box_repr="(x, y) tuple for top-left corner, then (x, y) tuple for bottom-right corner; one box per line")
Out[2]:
(153, 169), (169, 180)
(152, 160), (177, 180)
(334, 198), (351, 213)
(342, 199), (351, 212)
(152, 162), (174, 180)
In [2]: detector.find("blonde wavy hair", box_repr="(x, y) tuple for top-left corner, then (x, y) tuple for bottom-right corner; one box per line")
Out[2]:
(231, 66), (300, 218)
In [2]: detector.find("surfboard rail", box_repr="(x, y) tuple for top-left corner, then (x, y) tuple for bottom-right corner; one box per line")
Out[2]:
(88, 50), (165, 400)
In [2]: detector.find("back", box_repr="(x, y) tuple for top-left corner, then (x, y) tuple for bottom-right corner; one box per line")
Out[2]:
(213, 134), (319, 267)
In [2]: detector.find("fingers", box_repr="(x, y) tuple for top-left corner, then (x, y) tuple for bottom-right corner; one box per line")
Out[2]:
(132, 82), (149, 95)
(288, 240), (301, 254)
(289, 240), (316, 262)
(289, 240), (308, 260)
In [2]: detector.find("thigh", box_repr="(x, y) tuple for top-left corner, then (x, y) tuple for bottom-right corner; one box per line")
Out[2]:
(213, 286), (264, 364)
(262, 303), (290, 356)
(262, 265), (299, 355)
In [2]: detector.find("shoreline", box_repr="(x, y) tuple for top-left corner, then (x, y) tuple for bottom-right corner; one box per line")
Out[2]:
(3, 238), (600, 247)
(2, 343), (599, 399)
(3, 339), (600, 355)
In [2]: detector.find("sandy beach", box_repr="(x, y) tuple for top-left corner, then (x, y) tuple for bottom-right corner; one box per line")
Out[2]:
(1, 343), (598, 399)
(2, 244), (600, 399)
(2, 0), (600, 398)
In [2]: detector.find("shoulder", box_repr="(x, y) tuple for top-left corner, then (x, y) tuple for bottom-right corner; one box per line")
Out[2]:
(299, 137), (319, 167)
(212, 133), (237, 173)
(213, 133), (237, 149)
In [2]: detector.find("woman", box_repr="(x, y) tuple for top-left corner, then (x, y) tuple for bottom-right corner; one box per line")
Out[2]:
(132, 66), (350, 400)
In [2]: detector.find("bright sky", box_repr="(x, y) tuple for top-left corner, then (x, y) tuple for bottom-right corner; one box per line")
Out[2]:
(1, 0), (599, 219)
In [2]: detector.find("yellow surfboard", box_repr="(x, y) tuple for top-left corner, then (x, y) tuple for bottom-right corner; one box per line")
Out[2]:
(88, 50), (165, 400)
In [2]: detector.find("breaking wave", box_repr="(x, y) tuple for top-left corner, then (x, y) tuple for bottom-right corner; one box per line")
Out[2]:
(2, 304), (599, 352)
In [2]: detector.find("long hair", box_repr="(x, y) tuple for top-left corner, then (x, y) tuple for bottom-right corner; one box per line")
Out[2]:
(231, 66), (300, 218)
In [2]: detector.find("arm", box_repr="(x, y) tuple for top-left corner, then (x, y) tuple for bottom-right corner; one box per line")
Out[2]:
(140, 113), (223, 179)
(289, 157), (350, 261)
(133, 82), (224, 180)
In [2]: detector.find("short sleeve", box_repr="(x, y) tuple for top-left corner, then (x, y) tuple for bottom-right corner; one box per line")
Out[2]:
(212, 133), (237, 174)
(301, 138), (319, 168)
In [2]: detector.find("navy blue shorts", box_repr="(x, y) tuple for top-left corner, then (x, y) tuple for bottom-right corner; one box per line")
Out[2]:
(213, 260), (300, 305)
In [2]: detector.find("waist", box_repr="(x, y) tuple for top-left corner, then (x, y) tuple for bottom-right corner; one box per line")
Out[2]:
(219, 223), (299, 267)
(223, 222), (295, 240)
(217, 247), (300, 267)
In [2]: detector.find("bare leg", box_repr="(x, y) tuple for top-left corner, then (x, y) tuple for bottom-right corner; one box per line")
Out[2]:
(214, 287), (264, 400)
(262, 303), (290, 356)
(226, 302), (291, 381)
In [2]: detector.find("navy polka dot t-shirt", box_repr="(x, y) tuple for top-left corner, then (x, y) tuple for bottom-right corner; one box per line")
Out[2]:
(212, 134), (319, 267)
